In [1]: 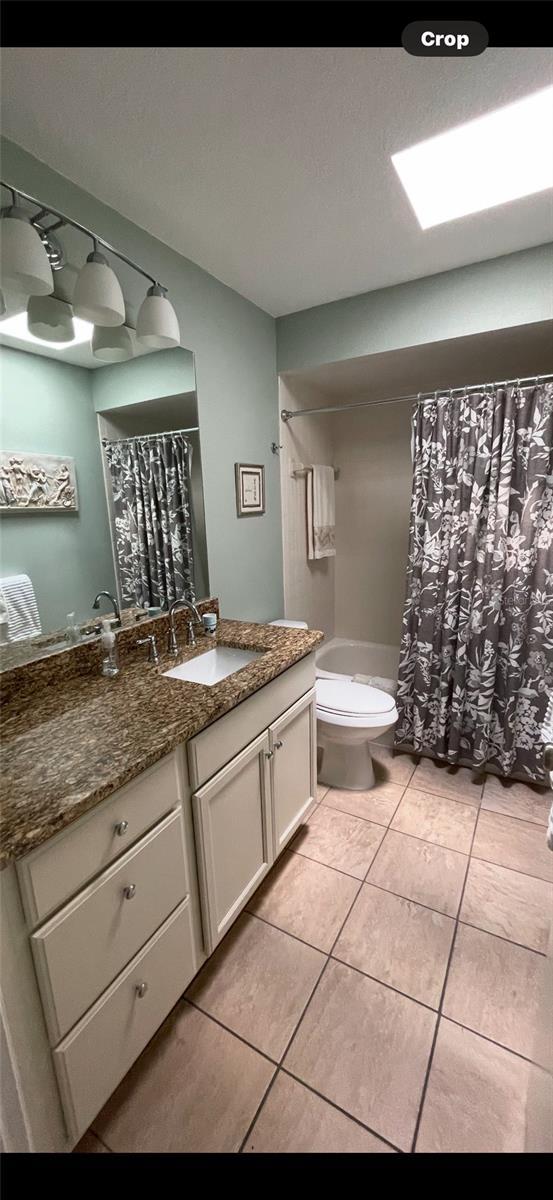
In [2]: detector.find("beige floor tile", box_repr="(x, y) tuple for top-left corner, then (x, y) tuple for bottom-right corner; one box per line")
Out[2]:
(334, 884), (455, 1008)
(284, 958), (436, 1151)
(443, 924), (543, 1059)
(322, 781), (404, 826)
(416, 1019), (540, 1153)
(472, 809), (553, 883)
(248, 850), (360, 952)
(73, 1130), (110, 1153)
(410, 757), (483, 806)
(367, 829), (467, 917)
(291, 804), (385, 879)
(370, 743), (418, 786)
(244, 1071), (395, 1153)
(93, 1002), (274, 1152)
(460, 859), (553, 953)
(187, 913), (325, 1060)
(391, 787), (477, 854)
(316, 783), (330, 802)
(482, 775), (550, 827)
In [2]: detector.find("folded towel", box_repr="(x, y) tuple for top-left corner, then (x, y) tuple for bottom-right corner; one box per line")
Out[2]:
(353, 673), (398, 698)
(307, 465), (335, 560)
(0, 574), (41, 641)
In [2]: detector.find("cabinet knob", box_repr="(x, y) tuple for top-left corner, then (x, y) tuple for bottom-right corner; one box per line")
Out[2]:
(115, 819), (129, 837)
(265, 750), (274, 760)
(123, 883), (136, 900)
(274, 740), (284, 750)
(135, 981), (148, 999)
(544, 745), (553, 772)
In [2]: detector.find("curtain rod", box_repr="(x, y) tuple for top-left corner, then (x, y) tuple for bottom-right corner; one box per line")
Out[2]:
(1, 179), (159, 288)
(102, 427), (199, 443)
(280, 374), (553, 422)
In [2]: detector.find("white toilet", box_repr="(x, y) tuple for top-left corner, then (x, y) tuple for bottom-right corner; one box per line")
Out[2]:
(270, 621), (398, 791)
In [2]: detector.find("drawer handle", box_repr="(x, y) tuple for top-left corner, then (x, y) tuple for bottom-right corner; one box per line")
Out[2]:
(135, 981), (148, 999)
(123, 883), (137, 900)
(115, 819), (129, 837)
(274, 740), (284, 750)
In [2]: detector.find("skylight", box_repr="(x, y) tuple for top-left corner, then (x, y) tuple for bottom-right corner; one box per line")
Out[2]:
(391, 85), (553, 229)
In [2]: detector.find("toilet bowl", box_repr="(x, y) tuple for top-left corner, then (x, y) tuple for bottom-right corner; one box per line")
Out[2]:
(316, 678), (398, 790)
(269, 621), (398, 791)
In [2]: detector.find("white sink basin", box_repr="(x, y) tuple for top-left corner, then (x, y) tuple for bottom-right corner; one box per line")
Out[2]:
(163, 646), (262, 686)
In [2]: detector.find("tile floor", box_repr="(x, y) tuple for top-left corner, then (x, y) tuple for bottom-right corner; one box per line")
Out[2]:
(77, 749), (552, 1155)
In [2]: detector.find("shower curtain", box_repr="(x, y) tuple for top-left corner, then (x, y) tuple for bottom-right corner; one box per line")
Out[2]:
(104, 432), (195, 609)
(395, 381), (553, 783)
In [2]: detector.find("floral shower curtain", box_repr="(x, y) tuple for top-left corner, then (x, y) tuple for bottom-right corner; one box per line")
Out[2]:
(394, 381), (553, 783)
(104, 432), (195, 609)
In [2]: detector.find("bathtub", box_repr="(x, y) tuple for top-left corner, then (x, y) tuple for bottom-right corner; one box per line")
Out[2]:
(315, 637), (400, 745)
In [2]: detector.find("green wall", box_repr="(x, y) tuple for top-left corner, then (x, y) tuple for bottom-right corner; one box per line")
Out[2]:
(1, 138), (283, 623)
(92, 346), (196, 412)
(0, 346), (116, 631)
(276, 244), (553, 372)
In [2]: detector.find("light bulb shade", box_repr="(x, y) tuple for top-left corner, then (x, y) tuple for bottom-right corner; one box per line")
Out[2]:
(27, 295), (75, 344)
(92, 323), (134, 362)
(136, 287), (180, 349)
(73, 251), (125, 327)
(0, 209), (54, 297)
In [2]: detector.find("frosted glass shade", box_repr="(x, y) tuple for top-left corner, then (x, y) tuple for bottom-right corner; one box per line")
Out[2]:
(0, 209), (54, 297)
(92, 323), (134, 361)
(136, 287), (180, 348)
(73, 251), (125, 327)
(27, 295), (75, 343)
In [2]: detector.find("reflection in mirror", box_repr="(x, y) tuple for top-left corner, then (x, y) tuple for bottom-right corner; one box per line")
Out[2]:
(0, 322), (209, 669)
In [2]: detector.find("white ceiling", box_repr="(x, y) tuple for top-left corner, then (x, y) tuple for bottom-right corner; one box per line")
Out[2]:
(2, 47), (552, 317)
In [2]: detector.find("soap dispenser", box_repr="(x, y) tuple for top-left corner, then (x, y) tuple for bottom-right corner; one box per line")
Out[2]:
(100, 618), (119, 677)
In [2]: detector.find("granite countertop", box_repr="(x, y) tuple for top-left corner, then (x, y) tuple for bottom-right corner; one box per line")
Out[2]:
(0, 619), (323, 868)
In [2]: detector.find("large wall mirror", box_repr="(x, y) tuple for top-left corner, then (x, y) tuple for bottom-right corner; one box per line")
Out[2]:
(0, 199), (209, 667)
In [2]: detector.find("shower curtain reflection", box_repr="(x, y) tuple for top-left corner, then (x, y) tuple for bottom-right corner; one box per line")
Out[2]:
(104, 432), (195, 610)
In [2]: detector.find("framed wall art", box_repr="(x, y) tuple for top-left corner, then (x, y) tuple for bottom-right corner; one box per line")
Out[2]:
(234, 462), (265, 517)
(0, 452), (78, 512)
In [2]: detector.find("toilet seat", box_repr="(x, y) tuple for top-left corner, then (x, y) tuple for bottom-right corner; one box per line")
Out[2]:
(316, 678), (397, 728)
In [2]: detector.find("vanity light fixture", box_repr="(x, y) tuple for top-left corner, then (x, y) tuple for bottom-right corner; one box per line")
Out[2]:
(136, 284), (180, 349)
(92, 323), (134, 361)
(0, 308), (93, 349)
(27, 295), (75, 344)
(73, 239), (126, 327)
(0, 193), (54, 296)
(392, 84), (553, 229)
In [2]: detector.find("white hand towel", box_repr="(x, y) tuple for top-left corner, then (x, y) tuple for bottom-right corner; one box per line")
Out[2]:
(307, 465), (335, 560)
(0, 574), (41, 641)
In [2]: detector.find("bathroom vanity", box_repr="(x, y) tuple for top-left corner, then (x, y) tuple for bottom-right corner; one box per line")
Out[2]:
(0, 614), (322, 1152)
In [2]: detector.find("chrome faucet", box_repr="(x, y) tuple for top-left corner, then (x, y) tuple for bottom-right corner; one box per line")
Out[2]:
(92, 591), (121, 628)
(167, 597), (203, 655)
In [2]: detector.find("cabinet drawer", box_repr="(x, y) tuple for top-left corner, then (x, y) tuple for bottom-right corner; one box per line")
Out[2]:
(32, 808), (187, 1044)
(54, 899), (196, 1142)
(18, 752), (181, 927)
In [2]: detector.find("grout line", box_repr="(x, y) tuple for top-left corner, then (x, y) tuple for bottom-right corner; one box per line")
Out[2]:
(319, 781), (407, 828)
(183, 997), (279, 1066)
(440, 1014), (546, 1068)
(471, 850), (553, 887)
(289, 844), (367, 882)
(329, 953), (439, 1014)
(277, 956), (333, 1067)
(244, 905), (358, 956)
(480, 803), (548, 830)
(457, 918), (547, 958)
(279, 1066), (403, 1153)
(405, 785), (483, 811)
(409, 803), (481, 1153)
(361, 876), (457, 920)
(238, 1065), (279, 1153)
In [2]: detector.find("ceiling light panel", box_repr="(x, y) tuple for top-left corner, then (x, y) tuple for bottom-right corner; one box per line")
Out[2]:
(392, 85), (553, 229)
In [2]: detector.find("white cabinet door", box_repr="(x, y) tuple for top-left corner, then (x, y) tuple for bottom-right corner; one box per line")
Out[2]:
(192, 731), (273, 953)
(269, 689), (317, 857)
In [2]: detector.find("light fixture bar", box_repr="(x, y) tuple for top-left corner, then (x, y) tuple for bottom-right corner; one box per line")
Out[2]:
(0, 180), (160, 288)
